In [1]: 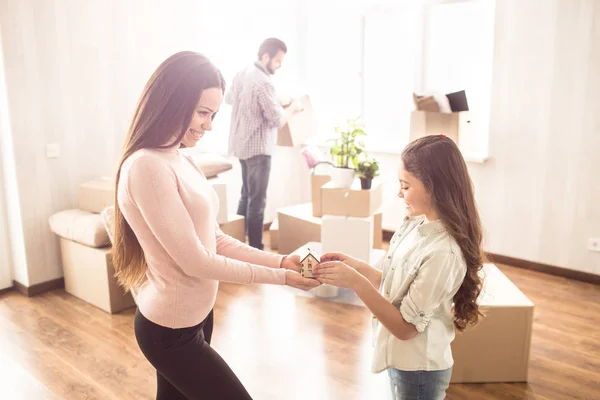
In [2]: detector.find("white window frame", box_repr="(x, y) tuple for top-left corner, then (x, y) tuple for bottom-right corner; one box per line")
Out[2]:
(303, 0), (494, 161)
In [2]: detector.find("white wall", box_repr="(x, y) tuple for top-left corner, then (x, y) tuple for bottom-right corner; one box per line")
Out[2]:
(0, 0), (305, 286)
(476, 0), (600, 275)
(0, 0), (598, 287)
(0, 0), (205, 286)
(379, 0), (600, 275)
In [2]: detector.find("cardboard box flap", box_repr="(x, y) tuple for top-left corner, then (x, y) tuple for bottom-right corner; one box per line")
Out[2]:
(278, 95), (317, 147)
(321, 179), (383, 218)
(78, 177), (116, 214)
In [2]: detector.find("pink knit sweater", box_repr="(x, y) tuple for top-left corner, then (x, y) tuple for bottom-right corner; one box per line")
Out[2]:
(117, 148), (286, 328)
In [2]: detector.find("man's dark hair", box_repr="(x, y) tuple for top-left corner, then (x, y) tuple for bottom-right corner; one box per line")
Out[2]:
(258, 38), (287, 59)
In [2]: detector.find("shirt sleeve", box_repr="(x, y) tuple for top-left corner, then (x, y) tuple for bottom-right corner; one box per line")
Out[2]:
(399, 252), (466, 332)
(215, 225), (284, 269)
(224, 74), (238, 105)
(126, 155), (286, 285)
(255, 80), (285, 128)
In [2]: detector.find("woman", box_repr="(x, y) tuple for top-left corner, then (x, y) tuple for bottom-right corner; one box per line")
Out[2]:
(112, 51), (319, 400)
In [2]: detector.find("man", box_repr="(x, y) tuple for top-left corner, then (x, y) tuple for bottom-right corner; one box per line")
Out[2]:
(225, 38), (301, 249)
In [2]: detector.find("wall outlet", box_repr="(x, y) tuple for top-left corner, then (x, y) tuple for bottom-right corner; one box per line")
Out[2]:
(588, 238), (600, 252)
(46, 143), (60, 159)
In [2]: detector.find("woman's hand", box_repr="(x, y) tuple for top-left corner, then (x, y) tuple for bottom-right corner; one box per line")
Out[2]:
(280, 254), (302, 273)
(312, 261), (367, 290)
(285, 270), (321, 291)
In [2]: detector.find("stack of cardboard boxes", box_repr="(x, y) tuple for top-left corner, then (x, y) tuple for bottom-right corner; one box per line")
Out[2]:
(52, 174), (242, 314)
(274, 168), (385, 299)
(274, 170), (383, 255)
(319, 178), (383, 263)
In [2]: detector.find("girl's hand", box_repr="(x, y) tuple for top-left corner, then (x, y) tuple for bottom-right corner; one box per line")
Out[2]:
(312, 261), (366, 290)
(320, 252), (363, 270)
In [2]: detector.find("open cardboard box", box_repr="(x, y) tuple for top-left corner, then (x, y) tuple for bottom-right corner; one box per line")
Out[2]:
(277, 203), (382, 254)
(321, 179), (383, 218)
(409, 111), (471, 144)
(278, 95), (317, 147)
(219, 214), (245, 243)
(79, 177), (115, 213)
(311, 173), (332, 217)
(410, 90), (471, 144)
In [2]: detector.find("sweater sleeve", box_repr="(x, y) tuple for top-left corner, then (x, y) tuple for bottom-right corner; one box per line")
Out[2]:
(125, 155), (286, 285)
(215, 225), (284, 268)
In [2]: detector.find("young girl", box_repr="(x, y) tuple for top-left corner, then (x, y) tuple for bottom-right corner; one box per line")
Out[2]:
(112, 51), (319, 400)
(313, 135), (484, 400)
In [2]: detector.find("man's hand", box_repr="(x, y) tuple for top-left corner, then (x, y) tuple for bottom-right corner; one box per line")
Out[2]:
(284, 99), (303, 114)
(285, 270), (321, 291)
(291, 99), (304, 114)
(280, 254), (302, 273)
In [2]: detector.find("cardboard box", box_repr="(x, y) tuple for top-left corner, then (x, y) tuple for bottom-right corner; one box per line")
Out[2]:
(409, 111), (472, 144)
(322, 215), (373, 263)
(278, 95), (317, 147)
(321, 179), (383, 218)
(277, 203), (382, 254)
(79, 176), (229, 224)
(79, 177), (115, 213)
(219, 214), (245, 242)
(209, 179), (228, 225)
(412, 93), (441, 112)
(311, 173), (332, 217)
(269, 217), (279, 250)
(450, 264), (534, 383)
(59, 238), (135, 314)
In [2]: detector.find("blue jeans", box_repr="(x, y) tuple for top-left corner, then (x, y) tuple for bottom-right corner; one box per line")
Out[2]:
(388, 368), (452, 400)
(237, 155), (271, 250)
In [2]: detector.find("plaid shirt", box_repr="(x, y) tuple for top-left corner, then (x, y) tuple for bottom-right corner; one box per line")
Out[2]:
(226, 62), (285, 160)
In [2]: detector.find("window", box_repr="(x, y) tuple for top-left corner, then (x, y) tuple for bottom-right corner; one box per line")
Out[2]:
(362, 5), (421, 151)
(301, 8), (363, 141)
(196, 0), (496, 159)
(302, 3), (422, 152)
(303, 0), (495, 158)
(195, 0), (298, 154)
(421, 0), (496, 157)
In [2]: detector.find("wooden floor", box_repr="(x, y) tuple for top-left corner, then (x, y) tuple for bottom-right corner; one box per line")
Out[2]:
(1, 235), (599, 399)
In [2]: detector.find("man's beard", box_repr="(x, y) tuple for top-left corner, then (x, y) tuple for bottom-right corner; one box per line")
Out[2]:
(267, 60), (276, 75)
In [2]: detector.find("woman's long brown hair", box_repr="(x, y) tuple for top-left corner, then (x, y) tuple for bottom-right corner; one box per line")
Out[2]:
(402, 135), (485, 331)
(112, 51), (225, 291)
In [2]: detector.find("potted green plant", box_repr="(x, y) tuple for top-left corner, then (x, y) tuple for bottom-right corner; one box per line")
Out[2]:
(326, 118), (367, 187)
(357, 159), (379, 190)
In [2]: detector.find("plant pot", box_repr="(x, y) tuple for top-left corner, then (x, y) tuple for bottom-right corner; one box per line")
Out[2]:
(360, 177), (372, 190)
(331, 167), (356, 188)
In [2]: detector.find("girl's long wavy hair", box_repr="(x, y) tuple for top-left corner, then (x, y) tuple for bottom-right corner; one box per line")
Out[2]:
(112, 51), (225, 291)
(402, 135), (485, 331)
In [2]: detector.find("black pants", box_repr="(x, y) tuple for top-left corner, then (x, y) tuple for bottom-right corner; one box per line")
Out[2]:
(134, 309), (253, 400)
(237, 154), (271, 250)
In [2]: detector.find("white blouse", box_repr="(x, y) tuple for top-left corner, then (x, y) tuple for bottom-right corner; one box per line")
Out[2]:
(371, 216), (467, 373)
